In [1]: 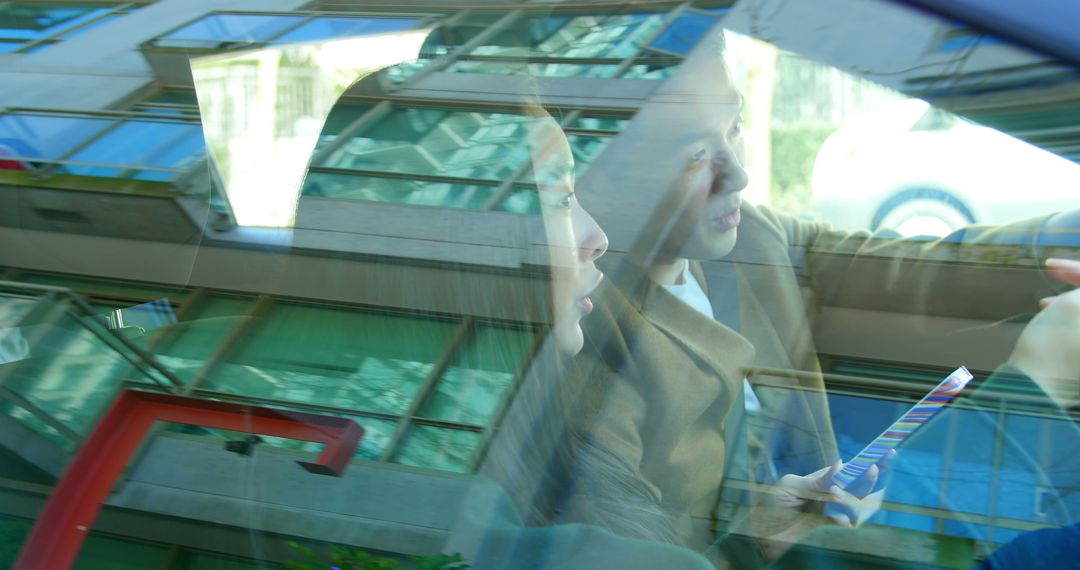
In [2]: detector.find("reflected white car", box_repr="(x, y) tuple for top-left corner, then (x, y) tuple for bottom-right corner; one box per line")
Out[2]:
(808, 99), (1080, 236)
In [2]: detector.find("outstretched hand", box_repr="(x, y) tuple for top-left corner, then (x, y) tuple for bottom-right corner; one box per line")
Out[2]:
(1008, 258), (1080, 409)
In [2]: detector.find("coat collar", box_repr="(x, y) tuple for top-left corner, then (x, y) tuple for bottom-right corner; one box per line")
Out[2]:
(602, 258), (755, 381)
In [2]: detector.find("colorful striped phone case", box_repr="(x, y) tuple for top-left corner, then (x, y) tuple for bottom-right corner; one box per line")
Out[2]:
(832, 366), (974, 490)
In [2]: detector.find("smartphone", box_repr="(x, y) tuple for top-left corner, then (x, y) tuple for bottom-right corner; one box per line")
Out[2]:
(832, 366), (974, 490)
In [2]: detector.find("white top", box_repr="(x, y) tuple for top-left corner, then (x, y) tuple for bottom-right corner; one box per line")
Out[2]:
(663, 262), (761, 413)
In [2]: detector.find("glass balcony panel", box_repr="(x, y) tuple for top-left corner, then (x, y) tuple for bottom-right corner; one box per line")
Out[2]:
(0, 402), (69, 448)
(156, 14), (306, 49)
(65, 120), (206, 182)
(2, 308), (156, 437)
(302, 172), (497, 210)
(419, 325), (534, 425)
(395, 425), (480, 472)
(274, 16), (420, 43)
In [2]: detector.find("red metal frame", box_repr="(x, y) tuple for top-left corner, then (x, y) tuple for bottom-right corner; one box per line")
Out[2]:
(15, 389), (363, 570)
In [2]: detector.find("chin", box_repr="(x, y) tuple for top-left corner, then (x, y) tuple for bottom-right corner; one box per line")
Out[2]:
(555, 322), (585, 356)
(684, 227), (739, 260)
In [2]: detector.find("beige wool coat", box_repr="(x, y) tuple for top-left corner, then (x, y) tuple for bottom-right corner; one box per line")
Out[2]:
(556, 202), (1062, 555)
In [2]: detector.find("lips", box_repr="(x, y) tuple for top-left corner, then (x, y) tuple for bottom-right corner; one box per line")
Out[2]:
(576, 271), (604, 315)
(712, 206), (741, 231)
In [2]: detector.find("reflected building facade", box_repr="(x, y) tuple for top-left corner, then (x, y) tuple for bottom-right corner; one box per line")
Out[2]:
(0, 1), (734, 567)
(2, 0), (1079, 568)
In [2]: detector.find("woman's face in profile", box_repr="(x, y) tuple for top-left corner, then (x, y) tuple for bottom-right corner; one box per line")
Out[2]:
(528, 115), (609, 356)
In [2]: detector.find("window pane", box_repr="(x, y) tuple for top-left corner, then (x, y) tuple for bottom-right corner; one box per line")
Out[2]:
(65, 120), (206, 181)
(565, 115), (630, 132)
(567, 134), (612, 171)
(620, 60), (680, 79)
(311, 101), (374, 152)
(0, 4), (109, 41)
(648, 11), (718, 54)
(303, 172), (498, 210)
(318, 108), (533, 181)
(58, 12), (119, 41)
(468, 14), (664, 59)
(0, 113), (112, 163)
(157, 14), (306, 48)
(419, 325), (534, 424)
(494, 186), (540, 215)
(207, 304), (457, 414)
(448, 59), (621, 78)
(133, 90), (202, 119)
(395, 425), (480, 472)
(520, 134), (612, 182)
(274, 16), (419, 43)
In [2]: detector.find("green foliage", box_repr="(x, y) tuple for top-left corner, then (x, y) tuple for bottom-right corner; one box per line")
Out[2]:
(0, 518), (31, 568)
(285, 541), (469, 570)
(769, 125), (835, 213)
(413, 553), (469, 570)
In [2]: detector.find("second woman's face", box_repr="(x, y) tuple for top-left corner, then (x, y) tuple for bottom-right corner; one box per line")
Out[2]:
(529, 116), (609, 356)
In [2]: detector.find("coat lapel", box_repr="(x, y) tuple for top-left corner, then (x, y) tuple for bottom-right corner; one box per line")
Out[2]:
(635, 271), (756, 387)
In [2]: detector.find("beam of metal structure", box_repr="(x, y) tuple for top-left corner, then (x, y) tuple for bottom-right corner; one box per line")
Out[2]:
(13, 388), (363, 570)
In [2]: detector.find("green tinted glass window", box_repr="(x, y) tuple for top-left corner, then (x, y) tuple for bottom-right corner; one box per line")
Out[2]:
(419, 325), (534, 424)
(566, 115), (630, 132)
(207, 303), (456, 414)
(447, 60), (621, 78)
(204, 415), (395, 462)
(317, 107), (533, 181)
(494, 186), (541, 215)
(314, 101), (374, 148)
(469, 13), (664, 59)
(4, 309), (145, 435)
(302, 172), (498, 210)
(155, 296), (253, 383)
(394, 425), (480, 473)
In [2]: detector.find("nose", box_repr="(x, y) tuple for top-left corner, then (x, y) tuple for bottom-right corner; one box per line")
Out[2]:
(576, 208), (609, 263)
(710, 143), (748, 196)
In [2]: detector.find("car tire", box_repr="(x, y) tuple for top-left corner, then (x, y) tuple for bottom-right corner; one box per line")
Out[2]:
(872, 189), (975, 237)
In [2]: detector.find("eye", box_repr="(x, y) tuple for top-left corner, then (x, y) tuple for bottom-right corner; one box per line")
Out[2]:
(728, 116), (743, 139)
(557, 192), (574, 210)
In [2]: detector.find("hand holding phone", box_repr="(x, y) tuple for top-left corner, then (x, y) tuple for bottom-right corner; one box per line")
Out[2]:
(832, 366), (974, 490)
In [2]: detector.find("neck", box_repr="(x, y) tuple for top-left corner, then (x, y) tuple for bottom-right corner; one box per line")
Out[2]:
(649, 258), (688, 286)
